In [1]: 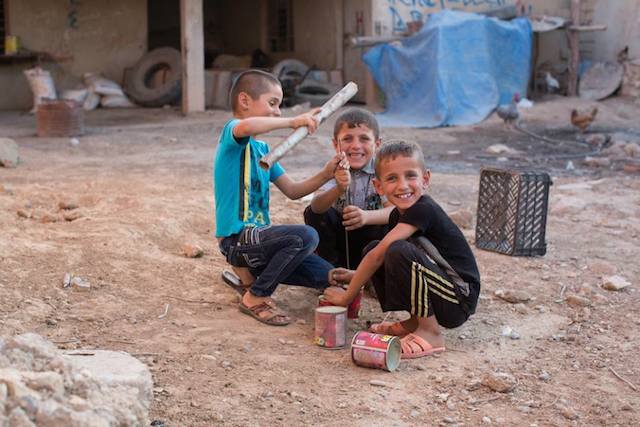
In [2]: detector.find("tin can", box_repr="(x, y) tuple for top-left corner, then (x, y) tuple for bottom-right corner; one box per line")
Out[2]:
(351, 331), (401, 372)
(314, 306), (347, 349)
(318, 291), (361, 319)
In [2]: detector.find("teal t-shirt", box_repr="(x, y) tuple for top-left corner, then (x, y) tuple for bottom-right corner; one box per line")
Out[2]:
(213, 119), (285, 238)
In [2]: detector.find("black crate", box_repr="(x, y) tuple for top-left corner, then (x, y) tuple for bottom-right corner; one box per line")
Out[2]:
(475, 168), (552, 256)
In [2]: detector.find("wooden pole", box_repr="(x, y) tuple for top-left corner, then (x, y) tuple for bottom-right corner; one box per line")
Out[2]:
(567, 0), (581, 97)
(180, 0), (205, 114)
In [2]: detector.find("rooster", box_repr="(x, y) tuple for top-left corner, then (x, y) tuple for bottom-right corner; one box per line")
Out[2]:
(571, 107), (598, 132)
(496, 93), (521, 128)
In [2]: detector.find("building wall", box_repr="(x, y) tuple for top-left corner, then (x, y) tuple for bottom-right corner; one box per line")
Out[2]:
(592, 0), (640, 62)
(291, 0), (341, 71)
(1, 0), (146, 110)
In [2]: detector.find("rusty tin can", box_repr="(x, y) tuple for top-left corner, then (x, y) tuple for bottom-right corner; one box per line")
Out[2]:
(351, 331), (401, 372)
(314, 306), (347, 349)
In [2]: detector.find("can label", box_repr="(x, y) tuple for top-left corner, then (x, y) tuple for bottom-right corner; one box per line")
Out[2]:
(315, 306), (347, 349)
(318, 292), (360, 319)
(351, 331), (401, 371)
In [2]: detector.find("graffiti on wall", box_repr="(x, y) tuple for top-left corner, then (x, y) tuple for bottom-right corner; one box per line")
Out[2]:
(386, 0), (514, 33)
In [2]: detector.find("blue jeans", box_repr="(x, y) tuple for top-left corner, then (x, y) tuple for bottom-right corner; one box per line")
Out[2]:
(219, 224), (332, 297)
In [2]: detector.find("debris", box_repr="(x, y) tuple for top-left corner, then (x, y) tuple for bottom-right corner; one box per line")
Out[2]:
(63, 210), (83, 222)
(582, 156), (611, 168)
(369, 379), (390, 388)
(448, 208), (473, 229)
(182, 244), (204, 258)
(158, 303), (170, 319)
(482, 416), (492, 424)
(16, 209), (32, 219)
(602, 275), (631, 291)
(68, 276), (91, 291)
(63, 273), (72, 288)
(58, 200), (79, 210)
(39, 211), (59, 223)
(559, 405), (579, 420)
(565, 160), (575, 171)
(0, 138), (19, 168)
(278, 338), (286, 345)
(608, 367), (638, 391)
(295, 319), (306, 325)
(500, 326), (520, 340)
(517, 98), (533, 108)
(565, 294), (591, 307)
(538, 371), (551, 382)
(485, 144), (519, 155)
(494, 289), (531, 304)
(514, 303), (528, 314)
(482, 372), (517, 393)
(70, 138), (80, 146)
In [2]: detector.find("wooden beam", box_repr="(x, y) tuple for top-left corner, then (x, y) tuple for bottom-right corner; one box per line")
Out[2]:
(180, 0), (205, 114)
(568, 25), (607, 32)
(567, 0), (581, 97)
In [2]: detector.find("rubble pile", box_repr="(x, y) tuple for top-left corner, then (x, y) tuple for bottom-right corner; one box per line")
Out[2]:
(0, 334), (150, 427)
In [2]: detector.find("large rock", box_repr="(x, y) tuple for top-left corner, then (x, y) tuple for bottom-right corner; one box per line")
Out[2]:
(0, 333), (152, 426)
(63, 350), (153, 405)
(0, 138), (19, 168)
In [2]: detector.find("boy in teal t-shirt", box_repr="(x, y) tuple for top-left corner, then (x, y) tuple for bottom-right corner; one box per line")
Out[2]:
(214, 69), (342, 326)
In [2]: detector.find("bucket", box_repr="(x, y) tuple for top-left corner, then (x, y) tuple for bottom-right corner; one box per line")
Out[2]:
(314, 306), (347, 349)
(36, 99), (84, 137)
(351, 331), (401, 372)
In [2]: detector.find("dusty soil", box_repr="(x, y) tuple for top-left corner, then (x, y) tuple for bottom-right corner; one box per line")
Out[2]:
(1, 96), (639, 426)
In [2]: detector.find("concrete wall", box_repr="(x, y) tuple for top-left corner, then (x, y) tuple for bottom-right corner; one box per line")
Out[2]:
(1, 0), (146, 110)
(291, 0), (341, 70)
(219, 0), (261, 55)
(592, 0), (640, 61)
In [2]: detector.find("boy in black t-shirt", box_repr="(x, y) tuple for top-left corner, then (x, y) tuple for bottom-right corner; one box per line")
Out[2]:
(324, 140), (480, 359)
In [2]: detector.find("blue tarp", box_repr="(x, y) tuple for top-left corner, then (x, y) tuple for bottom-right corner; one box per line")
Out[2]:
(363, 10), (532, 128)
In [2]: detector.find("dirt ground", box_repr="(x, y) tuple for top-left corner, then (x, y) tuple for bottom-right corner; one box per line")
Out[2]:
(1, 96), (639, 426)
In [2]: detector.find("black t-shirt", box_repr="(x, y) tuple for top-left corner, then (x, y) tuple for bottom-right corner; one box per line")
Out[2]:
(389, 195), (481, 291)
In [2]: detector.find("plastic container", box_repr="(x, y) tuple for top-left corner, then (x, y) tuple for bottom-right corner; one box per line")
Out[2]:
(475, 167), (552, 256)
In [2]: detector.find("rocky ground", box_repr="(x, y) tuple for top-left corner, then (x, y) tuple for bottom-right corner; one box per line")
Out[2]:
(0, 95), (639, 426)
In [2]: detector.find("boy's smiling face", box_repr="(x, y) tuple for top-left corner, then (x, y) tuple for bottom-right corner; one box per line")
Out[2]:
(241, 83), (283, 118)
(333, 124), (380, 170)
(374, 153), (431, 213)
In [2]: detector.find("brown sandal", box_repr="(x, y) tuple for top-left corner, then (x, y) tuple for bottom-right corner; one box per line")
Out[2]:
(239, 301), (291, 326)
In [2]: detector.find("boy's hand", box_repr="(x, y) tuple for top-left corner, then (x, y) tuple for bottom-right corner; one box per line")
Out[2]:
(291, 107), (322, 134)
(335, 167), (350, 191)
(323, 286), (348, 306)
(321, 152), (343, 180)
(342, 206), (368, 231)
(328, 267), (354, 286)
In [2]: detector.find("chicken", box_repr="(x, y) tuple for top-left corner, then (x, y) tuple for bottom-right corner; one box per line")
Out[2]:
(545, 72), (560, 92)
(571, 107), (598, 132)
(496, 93), (521, 127)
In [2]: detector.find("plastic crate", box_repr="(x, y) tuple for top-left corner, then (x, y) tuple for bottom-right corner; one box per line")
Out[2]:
(475, 168), (552, 256)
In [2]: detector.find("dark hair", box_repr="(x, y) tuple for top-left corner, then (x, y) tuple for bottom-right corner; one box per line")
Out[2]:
(333, 107), (380, 140)
(374, 139), (426, 178)
(229, 69), (281, 112)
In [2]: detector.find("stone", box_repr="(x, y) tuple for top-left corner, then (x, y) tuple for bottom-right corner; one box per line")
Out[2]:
(514, 303), (529, 314)
(39, 212), (59, 223)
(182, 244), (204, 258)
(63, 350), (153, 406)
(369, 379), (390, 387)
(482, 416), (492, 424)
(587, 260), (617, 276)
(16, 209), (32, 219)
(559, 406), (578, 420)
(58, 200), (79, 210)
(485, 144), (519, 155)
(602, 275), (631, 291)
(8, 407), (35, 427)
(624, 142), (640, 158)
(501, 326), (520, 340)
(448, 208), (473, 229)
(538, 371), (551, 382)
(583, 156), (611, 168)
(0, 138), (19, 168)
(494, 289), (531, 304)
(63, 210), (83, 222)
(565, 294), (591, 307)
(482, 372), (517, 393)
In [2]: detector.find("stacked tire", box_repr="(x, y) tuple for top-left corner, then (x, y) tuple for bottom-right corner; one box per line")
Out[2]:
(124, 47), (182, 107)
